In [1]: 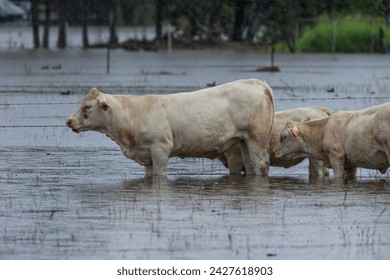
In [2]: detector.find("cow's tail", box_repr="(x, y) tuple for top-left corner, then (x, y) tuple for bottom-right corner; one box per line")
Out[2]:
(260, 79), (275, 144)
(261, 80), (274, 102)
(260, 79), (275, 117)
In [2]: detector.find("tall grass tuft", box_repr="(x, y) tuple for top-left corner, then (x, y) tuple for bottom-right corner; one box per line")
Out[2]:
(297, 15), (390, 53)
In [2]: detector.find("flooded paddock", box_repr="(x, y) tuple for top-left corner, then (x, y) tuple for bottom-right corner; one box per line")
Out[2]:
(0, 49), (390, 259)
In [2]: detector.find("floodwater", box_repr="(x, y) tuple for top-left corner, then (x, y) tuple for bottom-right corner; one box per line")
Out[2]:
(0, 48), (390, 259)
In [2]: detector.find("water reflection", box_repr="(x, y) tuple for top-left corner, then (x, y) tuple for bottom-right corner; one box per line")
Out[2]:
(1, 158), (390, 259)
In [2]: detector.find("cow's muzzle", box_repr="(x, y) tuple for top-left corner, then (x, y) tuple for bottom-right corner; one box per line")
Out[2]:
(66, 118), (80, 133)
(272, 148), (283, 159)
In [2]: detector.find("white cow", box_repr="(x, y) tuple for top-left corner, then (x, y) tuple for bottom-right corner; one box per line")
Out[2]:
(273, 102), (390, 182)
(67, 79), (275, 176)
(218, 107), (332, 177)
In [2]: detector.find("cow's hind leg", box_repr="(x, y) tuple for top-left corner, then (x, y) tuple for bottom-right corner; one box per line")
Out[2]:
(223, 146), (245, 175)
(240, 140), (269, 176)
(344, 166), (357, 183)
(144, 165), (153, 176)
(329, 148), (346, 180)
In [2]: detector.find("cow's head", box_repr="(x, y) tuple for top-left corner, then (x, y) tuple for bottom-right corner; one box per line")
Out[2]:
(66, 88), (111, 133)
(273, 121), (304, 160)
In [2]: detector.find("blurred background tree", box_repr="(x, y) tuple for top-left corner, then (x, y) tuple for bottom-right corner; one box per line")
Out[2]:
(23, 0), (389, 52)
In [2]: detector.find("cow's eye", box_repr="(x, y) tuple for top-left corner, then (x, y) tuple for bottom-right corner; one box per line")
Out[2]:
(82, 105), (91, 112)
(280, 135), (287, 142)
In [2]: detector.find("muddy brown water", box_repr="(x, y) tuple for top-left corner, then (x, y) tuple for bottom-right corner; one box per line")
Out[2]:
(0, 49), (390, 259)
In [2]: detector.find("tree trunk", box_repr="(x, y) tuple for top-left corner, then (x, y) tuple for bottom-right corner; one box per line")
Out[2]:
(81, 0), (89, 48)
(155, 0), (163, 41)
(384, 0), (390, 24)
(109, 0), (119, 46)
(379, 27), (388, 53)
(42, 0), (50, 49)
(232, 0), (246, 41)
(57, 1), (67, 49)
(31, 0), (40, 48)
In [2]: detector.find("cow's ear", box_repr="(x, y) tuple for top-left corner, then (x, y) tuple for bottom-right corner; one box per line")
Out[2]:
(100, 100), (111, 111)
(98, 97), (111, 111)
(89, 88), (100, 98)
(290, 127), (299, 137)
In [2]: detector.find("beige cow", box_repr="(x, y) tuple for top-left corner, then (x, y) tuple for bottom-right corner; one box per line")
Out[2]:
(219, 107), (332, 177)
(67, 79), (274, 176)
(273, 102), (390, 182)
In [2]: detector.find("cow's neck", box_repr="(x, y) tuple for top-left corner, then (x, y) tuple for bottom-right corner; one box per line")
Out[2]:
(298, 117), (329, 160)
(99, 95), (139, 154)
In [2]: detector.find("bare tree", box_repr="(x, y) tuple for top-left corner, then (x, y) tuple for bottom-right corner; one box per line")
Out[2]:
(42, 0), (50, 48)
(155, 0), (163, 41)
(81, 0), (90, 48)
(57, 1), (67, 49)
(384, 0), (390, 24)
(30, 0), (40, 48)
(232, 0), (246, 41)
(109, 0), (119, 45)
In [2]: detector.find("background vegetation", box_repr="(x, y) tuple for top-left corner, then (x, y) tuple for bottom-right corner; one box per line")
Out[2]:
(20, 0), (390, 52)
(278, 15), (390, 53)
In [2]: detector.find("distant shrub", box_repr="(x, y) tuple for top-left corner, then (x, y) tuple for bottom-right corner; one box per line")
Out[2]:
(297, 15), (390, 53)
(275, 42), (290, 52)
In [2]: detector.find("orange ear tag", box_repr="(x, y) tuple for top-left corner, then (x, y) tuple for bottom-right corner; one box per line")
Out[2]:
(291, 129), (299, 137)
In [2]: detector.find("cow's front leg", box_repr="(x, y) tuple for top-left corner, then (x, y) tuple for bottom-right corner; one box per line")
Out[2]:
(309, 159), (329, 177)
(150, 145), (170, 176)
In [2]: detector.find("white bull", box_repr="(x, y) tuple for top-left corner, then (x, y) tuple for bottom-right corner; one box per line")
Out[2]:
(273, 102), (390, 182)
(218, 107), (332, 177)
(66, 79), (274, 176)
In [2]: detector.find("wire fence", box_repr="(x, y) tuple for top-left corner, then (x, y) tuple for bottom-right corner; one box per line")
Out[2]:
(0, 96), (389, 107)
(0, 125), (66, 128)
(0, 102), (77, 106)
(0, 95), (389, 128)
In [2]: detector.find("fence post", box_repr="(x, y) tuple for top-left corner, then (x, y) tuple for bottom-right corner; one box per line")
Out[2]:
(332, 20), (337, 53)
(167, 24), (172, 54)
(106, 45), (110, 74)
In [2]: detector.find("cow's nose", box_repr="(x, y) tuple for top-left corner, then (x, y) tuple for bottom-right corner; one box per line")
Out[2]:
(66, 119), (72, 127)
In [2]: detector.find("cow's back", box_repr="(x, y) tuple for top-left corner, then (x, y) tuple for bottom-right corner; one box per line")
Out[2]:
(172, 79), (274, 127)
